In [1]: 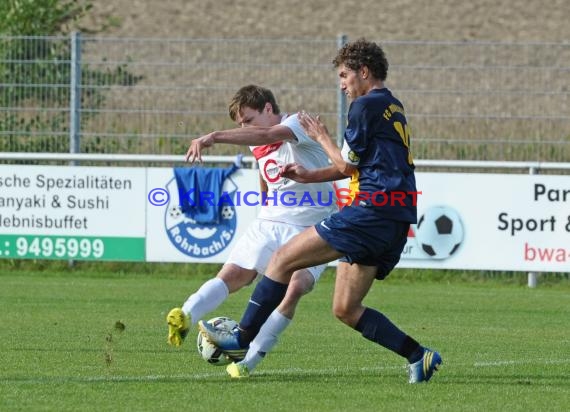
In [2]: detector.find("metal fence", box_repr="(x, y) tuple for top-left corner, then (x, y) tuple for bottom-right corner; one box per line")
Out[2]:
(1, 35), (569, 162)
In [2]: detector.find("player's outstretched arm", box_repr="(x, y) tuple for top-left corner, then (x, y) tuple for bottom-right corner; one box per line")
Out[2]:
(185, 125), (295, 163)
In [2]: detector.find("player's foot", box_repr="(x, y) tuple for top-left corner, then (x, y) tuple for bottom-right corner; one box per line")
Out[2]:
(166, 308), (190, 347)
(226, 362), (250, 379)
(408, 348), (442, 383)
(198, 320), (248, 361)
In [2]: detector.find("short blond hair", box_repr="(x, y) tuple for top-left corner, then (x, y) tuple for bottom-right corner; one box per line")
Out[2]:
(228, 85), (280, 121)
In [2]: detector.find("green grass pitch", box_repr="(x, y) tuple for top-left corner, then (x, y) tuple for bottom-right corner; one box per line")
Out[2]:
(0, 264), (568, 411)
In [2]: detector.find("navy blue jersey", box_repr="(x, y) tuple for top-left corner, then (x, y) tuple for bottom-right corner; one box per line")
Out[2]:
(341, 88), (417, 223)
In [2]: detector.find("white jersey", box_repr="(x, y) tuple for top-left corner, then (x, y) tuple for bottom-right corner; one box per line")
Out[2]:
(250, 113), (337, 227)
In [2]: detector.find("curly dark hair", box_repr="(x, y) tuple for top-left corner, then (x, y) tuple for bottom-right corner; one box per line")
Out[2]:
(333, 38), (389, 81)
(228, 85), (280, 121)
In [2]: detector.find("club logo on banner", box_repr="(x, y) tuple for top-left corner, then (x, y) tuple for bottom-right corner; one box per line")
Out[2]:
(163, 177), (237, 258)
(405, 205), (465, 260)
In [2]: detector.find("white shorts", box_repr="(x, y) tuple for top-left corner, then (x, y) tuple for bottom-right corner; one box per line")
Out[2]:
(225, 218), (326, 282)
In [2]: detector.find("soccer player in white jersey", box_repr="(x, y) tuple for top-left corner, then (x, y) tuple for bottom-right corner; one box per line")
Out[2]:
(167, 85), (337, 360)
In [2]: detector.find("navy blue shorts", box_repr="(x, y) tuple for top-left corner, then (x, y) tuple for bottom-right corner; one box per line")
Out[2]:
(315, 205), (410, 279)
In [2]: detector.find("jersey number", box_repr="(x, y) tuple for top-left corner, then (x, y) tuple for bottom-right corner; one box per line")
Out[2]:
(393, 121), (414, 166)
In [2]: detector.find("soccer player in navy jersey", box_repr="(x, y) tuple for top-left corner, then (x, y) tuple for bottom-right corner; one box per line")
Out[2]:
(201, 39), (442, 383)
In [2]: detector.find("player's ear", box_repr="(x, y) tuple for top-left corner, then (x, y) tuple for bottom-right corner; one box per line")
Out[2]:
(264, 102), (273, 115)
(361, 66), (369, 80)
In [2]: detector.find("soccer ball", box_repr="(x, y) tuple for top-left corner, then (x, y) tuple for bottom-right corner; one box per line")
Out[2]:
(220, 206), (234, 220)
(169, 205), (182, 219)
(196, 316), (238, 365)
(415, 205), (464, 259)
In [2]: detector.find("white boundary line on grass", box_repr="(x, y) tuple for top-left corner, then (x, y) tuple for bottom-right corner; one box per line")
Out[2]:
(473, 358), (569, 367)
(82, 365), (405, 382)
(4, 358), (568, 384)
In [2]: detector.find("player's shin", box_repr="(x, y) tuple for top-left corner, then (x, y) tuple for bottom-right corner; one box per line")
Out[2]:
(238, 275), (288, 346)
(355, 307), (423, 362)
(182, 277), (229, 324)
(240, 309), (291, 372)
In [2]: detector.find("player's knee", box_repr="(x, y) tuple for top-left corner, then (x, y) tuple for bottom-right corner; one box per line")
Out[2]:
(217, 269), (256, 292)
(290, 272), (315, 294)
(332, 300), (360, 326)
(286, 279), (310, 300)
(332, 301), (351, 325)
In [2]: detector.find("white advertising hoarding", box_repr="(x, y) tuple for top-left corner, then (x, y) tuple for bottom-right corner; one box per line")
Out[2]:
(399, 173), (569, 272)
(145, 168), (259, 262)
(0, 165), (146, 261)
(1, 164), (568, 272)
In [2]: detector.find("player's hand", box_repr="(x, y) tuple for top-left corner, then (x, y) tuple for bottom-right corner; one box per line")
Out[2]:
(280, 162), (311, 183)
(298, 111), (330, 143)
(185, 133), (215, 163)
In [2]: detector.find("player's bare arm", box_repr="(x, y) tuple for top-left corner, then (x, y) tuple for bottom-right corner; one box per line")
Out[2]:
(298, 111), (356, 177)
(280, 163), (345, 183)
(185, 125), (295, 164)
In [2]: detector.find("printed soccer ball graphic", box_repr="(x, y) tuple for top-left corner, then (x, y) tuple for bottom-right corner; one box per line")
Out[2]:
(415, 205), (464, 259)
(196, 316), (238, 365)
(169, 205), (183, 219)
(220, 206), (235, 220)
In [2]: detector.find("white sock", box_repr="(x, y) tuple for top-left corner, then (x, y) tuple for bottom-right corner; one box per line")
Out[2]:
(181, 278), (229, 324)
(240, 310), (291, 372)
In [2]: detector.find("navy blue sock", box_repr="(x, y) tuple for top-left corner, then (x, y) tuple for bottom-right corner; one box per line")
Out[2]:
(237, 275), (288, 347)
(355, 307), (423, 363)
